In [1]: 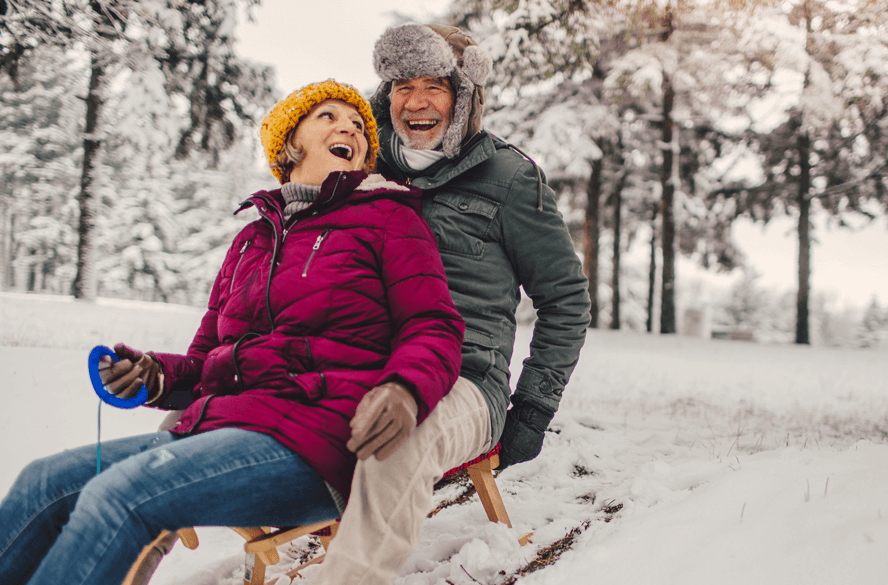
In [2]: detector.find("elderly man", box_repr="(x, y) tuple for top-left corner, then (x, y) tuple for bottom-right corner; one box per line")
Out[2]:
(313, 23), (591, 585)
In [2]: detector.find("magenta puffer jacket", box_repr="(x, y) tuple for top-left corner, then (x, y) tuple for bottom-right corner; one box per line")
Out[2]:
(150, 171), (464, 500)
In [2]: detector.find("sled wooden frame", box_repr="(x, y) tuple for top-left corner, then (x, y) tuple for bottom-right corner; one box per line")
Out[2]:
(121, 447), (532, 585)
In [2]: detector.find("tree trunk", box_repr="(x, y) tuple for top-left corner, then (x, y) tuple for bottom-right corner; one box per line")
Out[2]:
(611, 171), (626, 330)
(0, 198), (11, 290)
(659, 72), (677, 334)
(646, 203), (658, 333)
(584, 158), (603, 328)
(795, 2), (813, 345)
(71, 51), (104, 300)
(796, 130), (811, 345)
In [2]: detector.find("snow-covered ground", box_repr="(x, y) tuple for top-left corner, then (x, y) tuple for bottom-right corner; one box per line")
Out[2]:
(2, 291), (887, 585)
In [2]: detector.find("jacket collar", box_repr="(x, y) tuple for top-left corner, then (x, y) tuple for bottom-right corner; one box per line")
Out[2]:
(378, 123), (496, 191)
(236, 170), (423, 222)
(237, 171), (367, 217)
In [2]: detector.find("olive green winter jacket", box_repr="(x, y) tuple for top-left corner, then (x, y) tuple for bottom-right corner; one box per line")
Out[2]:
(376, 124), (592, 444)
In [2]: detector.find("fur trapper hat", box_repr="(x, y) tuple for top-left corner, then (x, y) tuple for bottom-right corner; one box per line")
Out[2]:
(261, 79), (378, 184)
(371, 24), (492, 158)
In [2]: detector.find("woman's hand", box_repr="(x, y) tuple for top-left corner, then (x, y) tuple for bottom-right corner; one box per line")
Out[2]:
(347, 382), (418, 461)
(98, 343), (163, 401)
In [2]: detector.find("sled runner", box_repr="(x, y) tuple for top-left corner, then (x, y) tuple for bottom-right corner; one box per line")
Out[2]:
(121, 444), (532, 585)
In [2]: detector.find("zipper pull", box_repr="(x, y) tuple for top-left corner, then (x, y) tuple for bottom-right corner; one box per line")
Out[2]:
(312, 233), (325, 250)
(239, 241), (249, 254)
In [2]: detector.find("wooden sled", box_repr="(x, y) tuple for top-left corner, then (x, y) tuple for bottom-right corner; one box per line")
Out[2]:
(122, 445), (532, 585)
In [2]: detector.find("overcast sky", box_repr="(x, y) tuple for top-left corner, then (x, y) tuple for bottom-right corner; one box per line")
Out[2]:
(235, 0), (888, 310)
(236, 0), (452, 95)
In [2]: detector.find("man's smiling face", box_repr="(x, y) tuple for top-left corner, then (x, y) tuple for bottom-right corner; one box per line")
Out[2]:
(389, 77), (454, 151)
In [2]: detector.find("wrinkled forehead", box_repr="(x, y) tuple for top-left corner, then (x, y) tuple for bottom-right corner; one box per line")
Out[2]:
(390, 76), (454, 93)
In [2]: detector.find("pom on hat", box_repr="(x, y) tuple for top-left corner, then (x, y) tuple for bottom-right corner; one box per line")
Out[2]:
(260, 80), (378, 184)
(461, 45), (492, 86)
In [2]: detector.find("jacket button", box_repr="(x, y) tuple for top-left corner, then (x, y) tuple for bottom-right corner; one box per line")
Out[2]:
(459, 203), (468, 210)
(539, 380), (550, 392)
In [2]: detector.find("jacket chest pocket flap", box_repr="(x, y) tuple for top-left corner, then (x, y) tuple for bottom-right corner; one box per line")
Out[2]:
(427, 192), (499, 260)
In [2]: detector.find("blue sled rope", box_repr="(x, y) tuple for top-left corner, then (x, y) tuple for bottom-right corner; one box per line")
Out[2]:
(88, 345), (148, 473)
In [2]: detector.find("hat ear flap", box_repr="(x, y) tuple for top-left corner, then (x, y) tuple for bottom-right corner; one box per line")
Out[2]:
(441, 69), (473, 159)
(370, 82), (393, 124)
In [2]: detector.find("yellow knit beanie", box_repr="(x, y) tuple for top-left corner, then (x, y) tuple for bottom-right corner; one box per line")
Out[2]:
(260, 79), (379, 184)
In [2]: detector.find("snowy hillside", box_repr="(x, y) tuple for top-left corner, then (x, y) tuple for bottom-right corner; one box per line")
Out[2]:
(1, 292), (886, 585)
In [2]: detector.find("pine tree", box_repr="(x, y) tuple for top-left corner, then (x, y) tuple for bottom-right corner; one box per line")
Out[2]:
(857, 297), (887, 348)
(601, 0), (757, 333)
(710, 0), (888, 344)
(1, 0), (275, 300)
(0, 46), (82, 292)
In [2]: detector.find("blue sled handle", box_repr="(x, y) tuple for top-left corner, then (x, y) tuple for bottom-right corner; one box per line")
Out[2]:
(88, 346), (148, 409)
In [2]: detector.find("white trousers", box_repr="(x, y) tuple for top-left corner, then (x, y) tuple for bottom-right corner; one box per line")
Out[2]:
(313, 377), (492, 585)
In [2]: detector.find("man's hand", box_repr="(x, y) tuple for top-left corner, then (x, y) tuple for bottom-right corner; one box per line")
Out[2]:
(347, 382), (418, 461)
(496, 398), (555, 470)
(98, 343), (162, 401)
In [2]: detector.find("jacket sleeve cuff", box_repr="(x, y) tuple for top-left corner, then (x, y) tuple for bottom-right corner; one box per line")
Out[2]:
(515, 365), (562, 413)
(146, 352), (201, 410)
(144, 352), (167, 406)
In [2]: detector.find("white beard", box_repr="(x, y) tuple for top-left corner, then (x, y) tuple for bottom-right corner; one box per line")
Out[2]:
(392, 117), (449, 151)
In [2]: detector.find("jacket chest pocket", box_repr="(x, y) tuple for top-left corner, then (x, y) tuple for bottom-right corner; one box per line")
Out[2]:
(223, 238), (270, 301)
(424, 192), (499, 260)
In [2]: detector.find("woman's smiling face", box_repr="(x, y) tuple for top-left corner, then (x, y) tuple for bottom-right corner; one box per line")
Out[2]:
(288, 99), (369, 186)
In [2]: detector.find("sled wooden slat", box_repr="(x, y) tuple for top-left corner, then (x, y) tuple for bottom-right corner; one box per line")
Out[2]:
(466, 454), (511, 525)
(177, 527), (199, 550)
(121, 529), (198, 585)
(243, 519), (339, 554)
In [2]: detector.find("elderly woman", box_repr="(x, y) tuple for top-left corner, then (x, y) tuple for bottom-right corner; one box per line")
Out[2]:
(0, 80), (464, 585)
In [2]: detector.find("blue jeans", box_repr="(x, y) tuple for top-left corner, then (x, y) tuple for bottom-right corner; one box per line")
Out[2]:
(0, 428), (339, 585)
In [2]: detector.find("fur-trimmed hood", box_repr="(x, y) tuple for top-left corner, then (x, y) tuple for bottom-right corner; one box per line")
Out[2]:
(370, 24), (492, 159)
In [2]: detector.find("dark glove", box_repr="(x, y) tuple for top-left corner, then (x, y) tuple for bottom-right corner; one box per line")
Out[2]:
(98, 343), (163, 402)
(347, 382), (418, 461)
(496, 397), (555, 470)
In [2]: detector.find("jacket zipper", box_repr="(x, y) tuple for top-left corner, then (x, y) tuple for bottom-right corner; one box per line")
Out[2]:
(302, 229), (331, 277)
(256, 204), (280, 330)
(256, 174), (342, 326)
(229, 240), (251, 294)
(303, 338), (314, 369)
